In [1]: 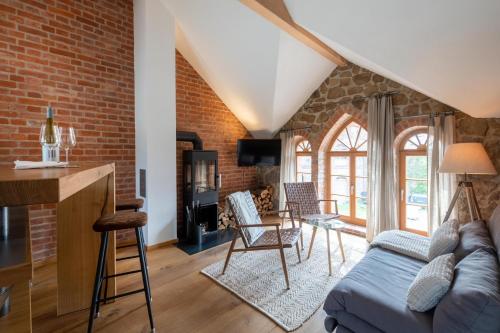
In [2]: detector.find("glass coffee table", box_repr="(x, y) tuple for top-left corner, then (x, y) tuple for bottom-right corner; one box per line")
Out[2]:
(304, 216), (346, 276)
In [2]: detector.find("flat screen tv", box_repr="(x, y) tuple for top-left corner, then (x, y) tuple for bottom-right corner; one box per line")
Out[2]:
(237, 139), (281, 166)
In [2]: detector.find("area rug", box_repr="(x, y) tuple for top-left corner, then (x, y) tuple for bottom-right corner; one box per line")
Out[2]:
(201, 228), (366, 331)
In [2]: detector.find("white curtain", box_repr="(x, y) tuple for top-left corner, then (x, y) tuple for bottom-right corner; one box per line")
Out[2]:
(279, 131), (296, 211)
(366, 95), (397, 242)
(427, 114), (456, 234)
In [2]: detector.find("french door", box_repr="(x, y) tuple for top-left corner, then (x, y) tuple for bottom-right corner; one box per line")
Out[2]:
(329, 152), (367, 226)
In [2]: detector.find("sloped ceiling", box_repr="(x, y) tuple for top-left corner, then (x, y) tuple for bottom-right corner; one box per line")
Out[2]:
(161, 0), (500, 138)
(161, 0), (335, 138)
(286, 0), (500, 119)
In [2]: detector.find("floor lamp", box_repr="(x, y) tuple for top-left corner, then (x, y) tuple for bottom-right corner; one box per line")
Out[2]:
(439, 143), (497, 222)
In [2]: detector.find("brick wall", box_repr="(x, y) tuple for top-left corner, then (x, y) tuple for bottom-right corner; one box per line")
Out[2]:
(0, 0), (135, 261)
(176, 50), (257, 238)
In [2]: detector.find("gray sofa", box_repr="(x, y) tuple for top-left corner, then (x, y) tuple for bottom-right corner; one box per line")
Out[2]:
(323, 206), (500, 333)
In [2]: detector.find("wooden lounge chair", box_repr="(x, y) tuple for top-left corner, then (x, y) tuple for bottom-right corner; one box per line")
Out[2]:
(222, 191), (302, 289)
(283, 182), (345, 271)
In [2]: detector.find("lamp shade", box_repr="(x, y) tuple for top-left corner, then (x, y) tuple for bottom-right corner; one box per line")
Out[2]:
(438, 143), (497, 175)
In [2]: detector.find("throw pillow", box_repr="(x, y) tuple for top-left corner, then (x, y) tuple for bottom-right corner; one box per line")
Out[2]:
(407, 253), (455, 312)
(428, 220), (459, 260)
(454, 220), (495, 262)
(434, 249), (500, 333)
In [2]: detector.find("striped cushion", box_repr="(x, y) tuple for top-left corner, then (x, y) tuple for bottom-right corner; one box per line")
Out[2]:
(407, 253), (455, 312)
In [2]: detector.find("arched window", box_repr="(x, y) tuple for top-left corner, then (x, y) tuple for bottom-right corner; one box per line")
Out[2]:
(399, 131), (429, 235)
(296, 140), (312, 182)
(328, 121), (368, 225)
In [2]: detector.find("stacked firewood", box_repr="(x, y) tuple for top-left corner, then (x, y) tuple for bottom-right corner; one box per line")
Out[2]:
(251, 186), (274, 214)
(218, 186), (275, 229)
(218, 205), (235, 230)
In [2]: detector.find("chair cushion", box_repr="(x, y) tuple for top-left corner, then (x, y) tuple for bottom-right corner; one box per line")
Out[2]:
(454, 220), (495, 262)
(228, 191), (264, 245)
(251, 228), (301, 248)
(487, 206), (500, 263)
(407, 253), (455, 312)
(434, 249), (500, 333)
(116, 198), (144, 211)
(93, 211), (147, 232)
(428, 220), (459, 260)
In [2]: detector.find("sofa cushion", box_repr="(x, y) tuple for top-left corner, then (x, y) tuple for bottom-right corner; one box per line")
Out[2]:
(323, 248), (433, 333)
(434, 249), (500, 333)
(487, 206), (500, 263)
(428, 220), (459, 260)
(454, 220), (495, 262)
(407, 253), (455, 312)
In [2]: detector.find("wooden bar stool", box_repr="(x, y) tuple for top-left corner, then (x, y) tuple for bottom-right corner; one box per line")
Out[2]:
(116, 198), (144, 212)
(88, 211), (154, 333)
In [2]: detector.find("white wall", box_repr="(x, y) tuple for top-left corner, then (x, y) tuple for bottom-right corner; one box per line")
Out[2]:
(134, 0), (176, 245)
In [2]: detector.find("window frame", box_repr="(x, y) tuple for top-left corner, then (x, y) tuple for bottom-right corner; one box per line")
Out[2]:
(399, 129), (429, 236)
(327, 120), (367, 226)
(296, 139), (312, 183)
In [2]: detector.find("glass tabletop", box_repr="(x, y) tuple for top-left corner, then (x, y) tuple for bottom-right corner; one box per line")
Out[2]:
(303, 215), (346, 230)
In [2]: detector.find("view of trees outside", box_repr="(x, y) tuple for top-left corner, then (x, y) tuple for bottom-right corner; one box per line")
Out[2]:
(405, 155), (428, 231)
(297, 155), (312, 182)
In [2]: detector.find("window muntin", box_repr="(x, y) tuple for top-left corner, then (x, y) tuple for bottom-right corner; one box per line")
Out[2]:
(400, 131), (429, 235)
(331, 122), (368, 152)
(296, 140), (312, 182)
(328, 121), (367, 226)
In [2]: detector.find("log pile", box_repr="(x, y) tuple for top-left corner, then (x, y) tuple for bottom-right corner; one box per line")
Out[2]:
(251, 186), (274, 214)
(218, 186), (275, 229)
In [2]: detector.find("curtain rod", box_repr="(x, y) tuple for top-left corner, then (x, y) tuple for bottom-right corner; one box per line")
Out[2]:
(304, 90), (400, 111)
(394, 110), (455, 120)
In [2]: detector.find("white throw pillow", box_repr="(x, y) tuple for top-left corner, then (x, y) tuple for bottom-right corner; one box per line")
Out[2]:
(428, 220), (459, 261)
(407, 253), (455, 312)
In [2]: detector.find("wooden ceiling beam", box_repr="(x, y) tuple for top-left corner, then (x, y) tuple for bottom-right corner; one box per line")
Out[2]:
(240, 0), (348, 67)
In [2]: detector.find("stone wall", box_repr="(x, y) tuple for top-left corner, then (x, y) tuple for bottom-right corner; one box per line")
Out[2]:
(455, 113), (500, 221)
(258, 63), (499, 222)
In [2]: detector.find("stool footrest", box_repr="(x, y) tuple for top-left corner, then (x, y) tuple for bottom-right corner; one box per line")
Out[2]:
(104, 269), (142, 279)
(117, 255), (139, 261)
(99, 288), (145, 303)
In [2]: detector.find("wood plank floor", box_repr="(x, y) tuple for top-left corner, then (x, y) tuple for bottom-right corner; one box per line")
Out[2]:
(32, 222), (368, 333)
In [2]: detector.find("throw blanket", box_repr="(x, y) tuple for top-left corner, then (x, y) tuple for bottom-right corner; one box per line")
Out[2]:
(370, 230), (431, 262)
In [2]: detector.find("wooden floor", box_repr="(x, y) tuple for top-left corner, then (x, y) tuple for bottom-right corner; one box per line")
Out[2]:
(32, 222), (367, 333)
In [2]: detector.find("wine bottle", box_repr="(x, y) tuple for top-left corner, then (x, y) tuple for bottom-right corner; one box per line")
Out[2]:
(41, 106), (60, 162)
(44, 106), (56, 144)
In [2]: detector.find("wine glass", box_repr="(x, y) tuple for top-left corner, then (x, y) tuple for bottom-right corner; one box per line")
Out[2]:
(39, 124), (60, 162)
(59, 127), (76, 163)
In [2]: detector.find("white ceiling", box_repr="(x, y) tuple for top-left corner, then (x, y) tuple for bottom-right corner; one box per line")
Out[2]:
(161, 0), (500, 137)
(286, 0), (500, 119)
(162, 0), (335, 138)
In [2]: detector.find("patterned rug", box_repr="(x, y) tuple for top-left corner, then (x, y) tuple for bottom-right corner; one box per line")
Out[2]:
(201, 226), (367, 331)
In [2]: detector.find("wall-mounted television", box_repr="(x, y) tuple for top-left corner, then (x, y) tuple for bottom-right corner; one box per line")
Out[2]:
(237, 139), (281, 166)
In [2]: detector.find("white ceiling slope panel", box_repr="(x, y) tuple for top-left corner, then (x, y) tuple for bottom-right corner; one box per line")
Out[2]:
(161, 0), (335, 137)
(286, 0), (500, 118)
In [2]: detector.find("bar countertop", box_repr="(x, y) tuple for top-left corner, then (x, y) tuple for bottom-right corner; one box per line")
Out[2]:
(0, 162), (114, 206)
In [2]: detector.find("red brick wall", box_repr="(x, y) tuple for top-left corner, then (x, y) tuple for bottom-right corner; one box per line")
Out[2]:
(0, 0), (135, 261)
(176, 50), (257, 238)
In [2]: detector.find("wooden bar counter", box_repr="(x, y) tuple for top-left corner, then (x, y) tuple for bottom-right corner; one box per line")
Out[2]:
(0, 162), (116, 332)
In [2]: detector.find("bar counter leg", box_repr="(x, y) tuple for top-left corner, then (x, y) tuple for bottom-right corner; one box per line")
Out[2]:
(56, 173), (116, 315)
